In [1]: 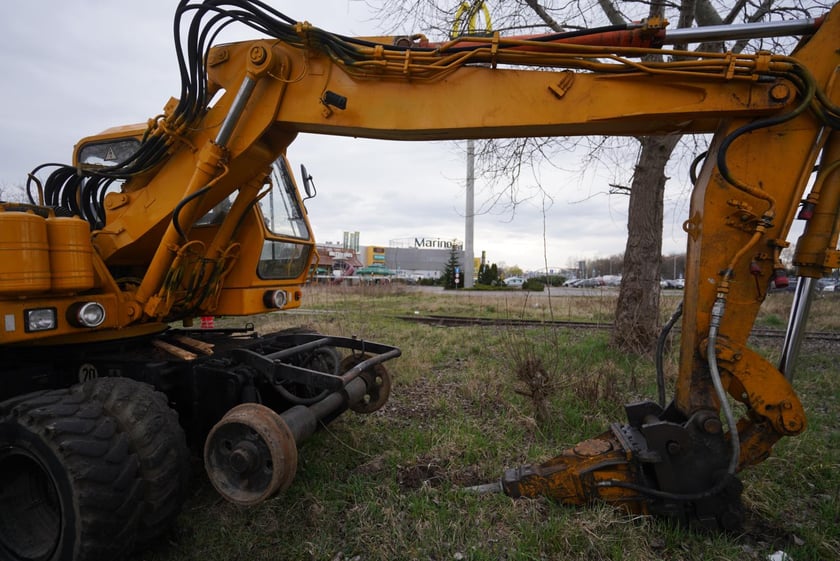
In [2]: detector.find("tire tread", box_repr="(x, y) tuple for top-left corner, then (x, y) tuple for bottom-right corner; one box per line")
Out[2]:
(76, 378), (191, 548)
(1, 388), (143, 561)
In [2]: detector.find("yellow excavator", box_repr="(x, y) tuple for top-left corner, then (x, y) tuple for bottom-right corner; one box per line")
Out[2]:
(1, 1), (838, 559)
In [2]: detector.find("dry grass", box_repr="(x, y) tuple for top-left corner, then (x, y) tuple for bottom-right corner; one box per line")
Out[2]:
(758, 291), (840, 331)
(298, 283), (623, 323)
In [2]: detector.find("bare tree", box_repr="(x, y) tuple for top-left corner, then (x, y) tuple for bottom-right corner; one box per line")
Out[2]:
(606, 0), (682, 353)
(364, 0), (828, 354)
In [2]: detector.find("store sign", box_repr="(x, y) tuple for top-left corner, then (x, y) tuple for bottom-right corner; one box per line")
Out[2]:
(414, 237), (462, 250)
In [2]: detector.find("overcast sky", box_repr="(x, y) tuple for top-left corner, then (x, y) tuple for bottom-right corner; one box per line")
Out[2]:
(0, 1), (709, 272)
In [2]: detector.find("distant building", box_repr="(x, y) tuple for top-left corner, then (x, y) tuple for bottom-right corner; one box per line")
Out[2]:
(314, 243), (362, 278)
(378, 246), (459, 280)
(318, 235), (469, 281)
(364, 246), (387, 267)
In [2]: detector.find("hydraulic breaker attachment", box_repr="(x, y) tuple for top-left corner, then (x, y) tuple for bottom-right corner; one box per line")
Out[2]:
(501, 401), (745, 531)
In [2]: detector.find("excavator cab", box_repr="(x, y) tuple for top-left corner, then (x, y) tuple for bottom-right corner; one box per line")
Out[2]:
(254, 158), (314, 280)
(70, 121), (319, 320)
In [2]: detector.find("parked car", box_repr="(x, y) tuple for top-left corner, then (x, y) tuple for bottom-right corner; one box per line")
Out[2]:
(601, 275), (622, 286)
(503, 277), (525, 288)
(822, 281), (838, 293)
(661, 278), (685, 289)
(577, 277), (605, 287)
(816, 277), (838, 291)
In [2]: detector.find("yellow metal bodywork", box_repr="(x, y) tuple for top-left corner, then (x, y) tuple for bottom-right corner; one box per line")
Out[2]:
(4, 2), (840, 513)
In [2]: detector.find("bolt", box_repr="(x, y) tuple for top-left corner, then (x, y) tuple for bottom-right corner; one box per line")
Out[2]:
(666, 441), (682, 456)
(769, 83), (791, 102)
(229, 442), (258, 473)
(250, 46), (267, 65)
(703, 417), (723, 434)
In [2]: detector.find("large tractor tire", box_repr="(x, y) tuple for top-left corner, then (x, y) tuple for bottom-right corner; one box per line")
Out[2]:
(0, 388), (143, 561)
(75, 377), (191, 548)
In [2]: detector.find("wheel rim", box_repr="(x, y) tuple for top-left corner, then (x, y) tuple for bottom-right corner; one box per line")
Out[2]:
(0, 450), (61, 561)
(204, 403), (298, 506)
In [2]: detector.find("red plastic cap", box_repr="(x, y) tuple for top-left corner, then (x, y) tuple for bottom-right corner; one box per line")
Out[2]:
(772, 271), (789, 288)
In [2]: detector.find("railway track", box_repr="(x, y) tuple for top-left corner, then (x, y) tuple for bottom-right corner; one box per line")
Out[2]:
(396, 314), (840, 342)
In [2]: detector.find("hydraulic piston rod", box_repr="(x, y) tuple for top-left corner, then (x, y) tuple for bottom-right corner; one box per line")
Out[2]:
(779, 277), (817, 380)
(661, 17), (822, 45)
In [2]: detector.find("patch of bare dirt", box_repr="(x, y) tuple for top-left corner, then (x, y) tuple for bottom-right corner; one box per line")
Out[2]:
(397, 459), (446, 490)
(396, 455), (490, 491)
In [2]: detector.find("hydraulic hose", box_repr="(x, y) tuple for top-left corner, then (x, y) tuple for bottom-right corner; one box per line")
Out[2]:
(707, 296), (741, 476)
(716, 62), (816, 217)
(655, 301), (682, 407)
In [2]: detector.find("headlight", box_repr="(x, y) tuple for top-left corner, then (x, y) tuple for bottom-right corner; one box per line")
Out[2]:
(24, 308), (57, 332)
(68, 302), (106, 328)
(263, 290), (287, 309)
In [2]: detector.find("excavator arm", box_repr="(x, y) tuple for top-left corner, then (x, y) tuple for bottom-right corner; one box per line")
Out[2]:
(28, 0), (840, 528)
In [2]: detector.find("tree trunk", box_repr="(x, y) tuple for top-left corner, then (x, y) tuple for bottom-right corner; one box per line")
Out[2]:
(612, 135), (680, 354)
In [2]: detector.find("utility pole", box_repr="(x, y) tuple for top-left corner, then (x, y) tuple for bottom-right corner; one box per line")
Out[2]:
(464, 139), (475, 288)
(452, 1), (491, 288)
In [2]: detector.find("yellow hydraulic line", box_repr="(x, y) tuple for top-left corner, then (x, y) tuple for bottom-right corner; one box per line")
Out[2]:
(134, 141), (227, 316)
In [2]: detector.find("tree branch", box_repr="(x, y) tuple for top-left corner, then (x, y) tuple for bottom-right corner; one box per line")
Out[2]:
(597, 0), (625, 26)
(523, 0), (564, 32)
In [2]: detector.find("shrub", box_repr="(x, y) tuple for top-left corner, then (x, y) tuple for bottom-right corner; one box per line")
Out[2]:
(522, 279), (545, 291)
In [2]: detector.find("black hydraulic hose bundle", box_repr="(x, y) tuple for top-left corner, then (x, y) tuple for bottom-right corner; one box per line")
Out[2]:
(26, 163), (116, 229)
(27, 1), (318, 225)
